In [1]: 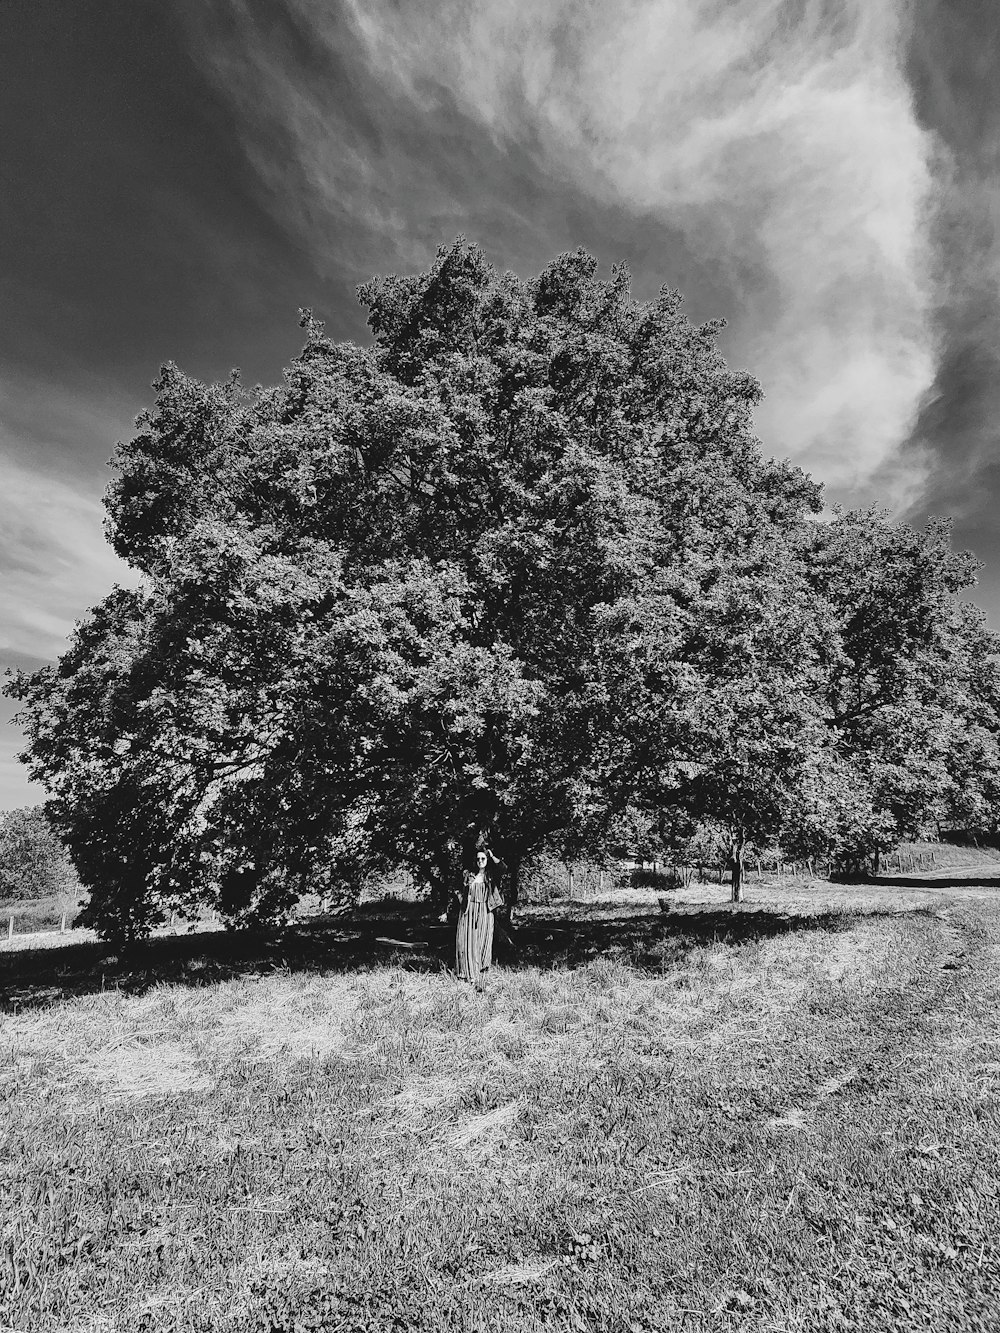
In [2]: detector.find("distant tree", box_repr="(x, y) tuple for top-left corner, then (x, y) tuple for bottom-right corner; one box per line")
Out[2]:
(927, 599), (1000, 840)
(598, 505), (994, 897)
(808, 510), (994, 856)
(7, 240), (822, 940)
(0, 806), (78, 905)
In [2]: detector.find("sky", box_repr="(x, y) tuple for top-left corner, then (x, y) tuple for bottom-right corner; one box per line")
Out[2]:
(1, 0), (998, 809)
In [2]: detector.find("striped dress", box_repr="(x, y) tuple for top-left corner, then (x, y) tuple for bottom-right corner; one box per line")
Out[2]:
(455, 870), (495, 990)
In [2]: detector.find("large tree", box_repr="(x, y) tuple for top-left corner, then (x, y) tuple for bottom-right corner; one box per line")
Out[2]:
(4, 241), (841, 937)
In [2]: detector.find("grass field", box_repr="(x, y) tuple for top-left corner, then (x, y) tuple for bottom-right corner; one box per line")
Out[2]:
(3, 866), (1000, 1331)
(0, 896), (80, 939)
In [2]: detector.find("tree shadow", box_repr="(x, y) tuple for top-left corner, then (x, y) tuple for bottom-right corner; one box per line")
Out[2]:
(837, 873), (1000, 891)
(0, 897), (920, 1016)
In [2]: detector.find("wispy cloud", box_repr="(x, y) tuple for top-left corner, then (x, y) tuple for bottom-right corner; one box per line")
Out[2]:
(0, 407), (140, 662)
(186, 0), (939, 507)
(0, 370), (145, 808)
(0, 444), (138, 808)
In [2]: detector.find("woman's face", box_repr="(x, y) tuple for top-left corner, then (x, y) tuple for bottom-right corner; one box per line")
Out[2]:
(476, 851), (488, 870)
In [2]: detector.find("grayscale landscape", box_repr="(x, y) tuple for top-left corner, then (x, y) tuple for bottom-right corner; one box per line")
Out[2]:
(2, 3), (999, 1331)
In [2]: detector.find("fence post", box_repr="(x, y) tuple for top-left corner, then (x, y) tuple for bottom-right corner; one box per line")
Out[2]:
(567, 864), (574, 899)
(60, 912), (67, 934)
(7, 916), (13, 941)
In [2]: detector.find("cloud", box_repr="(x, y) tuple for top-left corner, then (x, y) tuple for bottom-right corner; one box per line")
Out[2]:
(0, 696), (46, 812)
(185, 0), (939, 508)
(902, 0), (1000, 529)
(0, 373), (143, 808)
(0, 442), (140, 808)
(0, 450), (140, 663)
(0, 444), (132, 807)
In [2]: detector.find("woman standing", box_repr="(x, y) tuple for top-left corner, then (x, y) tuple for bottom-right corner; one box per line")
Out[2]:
(455, 847), (502, 991)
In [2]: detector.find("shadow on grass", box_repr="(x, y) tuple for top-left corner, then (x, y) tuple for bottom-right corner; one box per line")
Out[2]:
(836, 872), (1000, 891)
(0, 896), (922, 1016)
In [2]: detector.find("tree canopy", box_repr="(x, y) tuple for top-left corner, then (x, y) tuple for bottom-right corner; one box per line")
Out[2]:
(0, 805), (78, 904)
(7, 240), (999, 938)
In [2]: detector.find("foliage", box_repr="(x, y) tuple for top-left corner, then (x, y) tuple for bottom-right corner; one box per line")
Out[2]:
(6, 239), (1000, 933)
(602, 505), (1000, 895)
(517, 850), (573, 905)
(808, 510), (1000, 851)
(0, 806), (78, 905)
(7, 240), (823, 937)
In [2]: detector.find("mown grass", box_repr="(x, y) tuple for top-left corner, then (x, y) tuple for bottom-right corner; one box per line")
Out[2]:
(0, 893), (81, 937)
(2, 884), (1000, 1331)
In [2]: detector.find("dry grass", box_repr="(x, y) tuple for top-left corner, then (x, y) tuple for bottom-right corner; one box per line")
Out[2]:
(2, 877), (1000, 1331)
(908, 838), (1000, 871)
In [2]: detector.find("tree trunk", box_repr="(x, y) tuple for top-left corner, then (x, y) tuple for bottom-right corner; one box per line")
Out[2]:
(505, 856), (522, 912)
(492, 852), (521, 960)
(425, 868), (449, 913)
(426, 839), (462, 913)
(730, 837), (746, 904)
